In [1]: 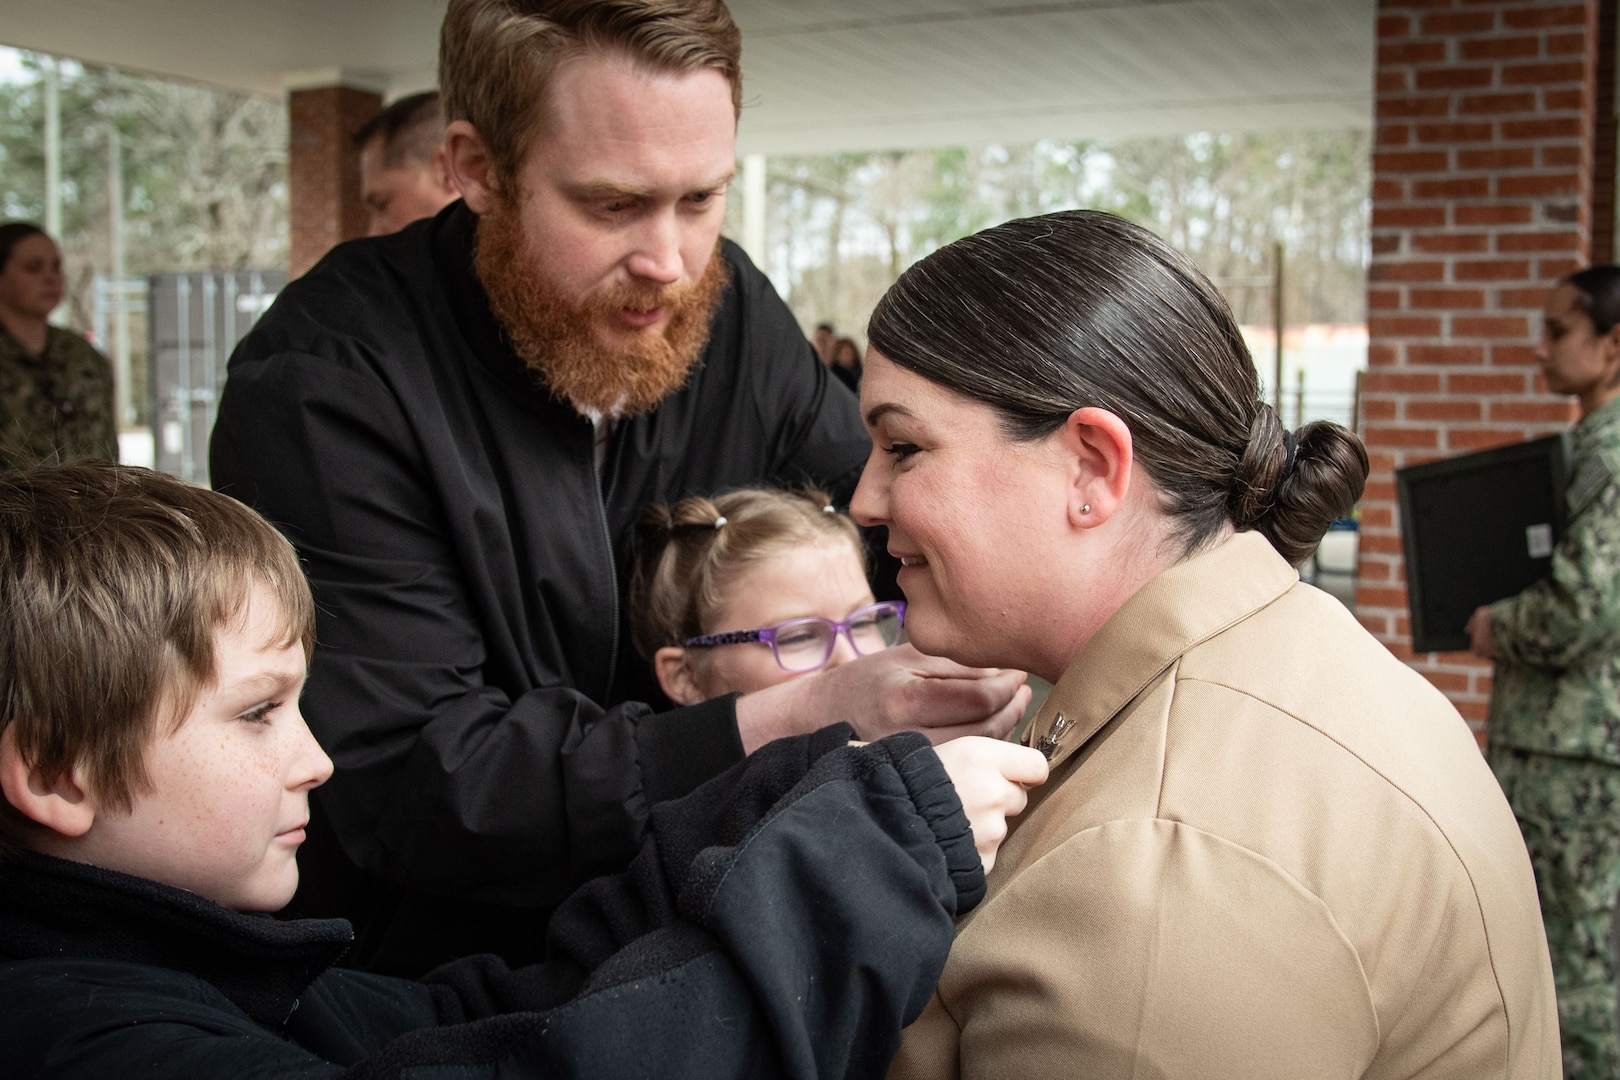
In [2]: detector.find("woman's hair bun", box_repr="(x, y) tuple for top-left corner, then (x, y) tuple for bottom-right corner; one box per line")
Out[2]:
(1231, 414), (1368, 565)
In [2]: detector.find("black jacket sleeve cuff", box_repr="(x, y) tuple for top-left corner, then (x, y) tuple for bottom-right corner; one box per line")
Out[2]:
(883, 734), (987, 915)
(635, 694), (747, 806)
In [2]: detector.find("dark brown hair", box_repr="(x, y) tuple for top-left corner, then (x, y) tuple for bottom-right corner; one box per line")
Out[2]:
(0, 464), (315, 852)
(1563, 265), (1620, 336)
(0, 222), (48, 275)
(867, 210), (1367, 565)
(629, 487), (862, 660)
(439, 0), (742, 190)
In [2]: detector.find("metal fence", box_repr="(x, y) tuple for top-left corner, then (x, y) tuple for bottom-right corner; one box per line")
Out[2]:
(147, 271), (284, 485)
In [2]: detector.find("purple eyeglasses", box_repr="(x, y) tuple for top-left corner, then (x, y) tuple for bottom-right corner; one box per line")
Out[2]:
(683, 601), (907, 673)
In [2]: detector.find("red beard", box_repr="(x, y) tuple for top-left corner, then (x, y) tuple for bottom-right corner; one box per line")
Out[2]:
(474, 197), (727, 416)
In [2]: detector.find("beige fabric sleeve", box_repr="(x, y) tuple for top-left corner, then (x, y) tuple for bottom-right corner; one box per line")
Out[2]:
(892, 819), (1381, 1080)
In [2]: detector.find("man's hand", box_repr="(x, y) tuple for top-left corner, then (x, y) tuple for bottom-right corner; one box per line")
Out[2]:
(933, 736), (1049, 874)
(734, 643), (1032, 753)
(1466, 605), (1498, 659)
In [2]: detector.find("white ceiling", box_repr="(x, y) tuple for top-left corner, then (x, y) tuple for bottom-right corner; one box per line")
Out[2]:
(2, 0), (1374, 155)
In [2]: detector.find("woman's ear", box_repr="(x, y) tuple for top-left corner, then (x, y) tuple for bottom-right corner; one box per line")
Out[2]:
(0, 725), (96, 839)
(1058, 406), (1134, 528)
(654, 647), (708, 706)
(443, 120), (498, 214)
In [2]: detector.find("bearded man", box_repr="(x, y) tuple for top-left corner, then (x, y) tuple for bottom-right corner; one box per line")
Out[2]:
(210, 0), (1027, 978)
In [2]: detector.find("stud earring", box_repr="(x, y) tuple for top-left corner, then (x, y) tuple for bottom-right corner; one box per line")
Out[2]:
(1081, 503), (1092, 514)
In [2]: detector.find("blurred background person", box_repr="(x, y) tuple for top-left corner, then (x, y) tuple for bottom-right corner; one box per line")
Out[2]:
(1467, 265), (1620, 1078)
(354, 91), (459, 236)
(812, 321), (836, 366)
(0, 222), (116, 470)
(829, 335), (862, 394)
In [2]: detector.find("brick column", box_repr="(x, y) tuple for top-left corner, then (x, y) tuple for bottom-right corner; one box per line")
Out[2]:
(288, 85), (382, 279)
(1594, 0), (1617, 262)
(1361, 0), (1606, 739)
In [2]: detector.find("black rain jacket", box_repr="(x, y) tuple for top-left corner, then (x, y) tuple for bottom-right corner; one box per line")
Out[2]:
(211, 202), (871, 974)
(0, 730), (984, 1080)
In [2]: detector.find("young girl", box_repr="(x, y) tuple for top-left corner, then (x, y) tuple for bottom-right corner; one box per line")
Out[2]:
(631, 487), (905, 703)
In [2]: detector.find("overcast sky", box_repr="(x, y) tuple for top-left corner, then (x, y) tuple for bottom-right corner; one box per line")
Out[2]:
(0, 47), (31, 83)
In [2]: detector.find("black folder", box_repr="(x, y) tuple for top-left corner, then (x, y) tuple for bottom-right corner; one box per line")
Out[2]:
(1396, 434), (1570, 653)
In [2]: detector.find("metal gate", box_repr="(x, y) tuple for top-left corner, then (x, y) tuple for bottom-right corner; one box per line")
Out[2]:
(148, 270), (285, 485)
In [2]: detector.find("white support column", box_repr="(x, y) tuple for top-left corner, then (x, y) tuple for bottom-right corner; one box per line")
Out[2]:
(742, 153), (767, 269)
(43, 57), (61, 241)
(42, 57), (68, 326)
(107, 124), (132, 427)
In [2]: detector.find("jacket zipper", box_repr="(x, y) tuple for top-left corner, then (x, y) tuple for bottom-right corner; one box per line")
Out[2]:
(593, 426), (620, 705)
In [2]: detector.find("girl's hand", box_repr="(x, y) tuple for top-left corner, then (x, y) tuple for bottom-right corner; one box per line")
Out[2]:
(932, 736), (1049, 874)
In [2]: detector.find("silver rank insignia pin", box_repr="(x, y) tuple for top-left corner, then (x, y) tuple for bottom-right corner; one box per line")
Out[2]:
(1034, 712), (1073, 761)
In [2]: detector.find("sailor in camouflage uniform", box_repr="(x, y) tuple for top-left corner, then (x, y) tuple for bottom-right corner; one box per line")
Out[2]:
(1470, 265), (1620, 1078)
(0, 223), (117, 471)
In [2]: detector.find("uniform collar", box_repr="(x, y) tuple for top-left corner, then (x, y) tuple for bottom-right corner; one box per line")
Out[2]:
(0, 323), (57, 363)
(1575, 393), (1620, 447)
(1023, 530), (1297, 769)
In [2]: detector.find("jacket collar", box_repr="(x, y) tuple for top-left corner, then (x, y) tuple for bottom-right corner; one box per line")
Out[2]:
(1022, 531), (1297, 770)
(0, 852), (352, 1030)
(430, 200), (541, 398)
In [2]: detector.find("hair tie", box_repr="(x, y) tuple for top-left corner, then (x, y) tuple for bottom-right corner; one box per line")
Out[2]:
(713, 516), (727, 529)
(1280, 430), (1298, 485)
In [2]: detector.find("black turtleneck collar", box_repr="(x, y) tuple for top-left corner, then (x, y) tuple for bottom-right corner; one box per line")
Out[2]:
(0, 852), (352, 1030)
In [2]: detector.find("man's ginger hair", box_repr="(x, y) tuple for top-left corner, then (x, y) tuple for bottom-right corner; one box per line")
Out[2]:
(439, 0), (742, 191)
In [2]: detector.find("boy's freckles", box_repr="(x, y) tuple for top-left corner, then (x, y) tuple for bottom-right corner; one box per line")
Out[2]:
(69, 583), (333, 912)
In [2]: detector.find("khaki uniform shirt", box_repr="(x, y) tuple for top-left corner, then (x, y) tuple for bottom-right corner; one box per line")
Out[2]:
(891, 532), (1560, 1080)
(1489, 395), (1620, 765)
(0, 324), (117, 470)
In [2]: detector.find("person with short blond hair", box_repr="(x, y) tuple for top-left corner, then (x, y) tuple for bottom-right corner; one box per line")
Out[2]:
(0, 462), (1045, 1077)
(354, 92), (459, 236)
(212, 0), (1027, 976)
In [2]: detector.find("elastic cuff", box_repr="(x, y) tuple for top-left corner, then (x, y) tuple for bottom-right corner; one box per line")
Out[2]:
(637, 694), (747, 806)
(807, 721), (858, 761)
(886, 735), (987, 914)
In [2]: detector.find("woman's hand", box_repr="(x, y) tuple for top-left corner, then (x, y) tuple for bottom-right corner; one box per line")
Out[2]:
(933, 736), (1050, 874)
(1466, 605), (1497, 659)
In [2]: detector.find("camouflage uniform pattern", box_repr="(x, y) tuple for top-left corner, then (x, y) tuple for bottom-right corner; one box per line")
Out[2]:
(1489, 746), (1620, 1077)
(0, 325), (118, 471)
(1488, 393), (1620, 1078)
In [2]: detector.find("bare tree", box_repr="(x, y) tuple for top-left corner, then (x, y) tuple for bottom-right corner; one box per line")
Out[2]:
(743, 129), (1370, 343)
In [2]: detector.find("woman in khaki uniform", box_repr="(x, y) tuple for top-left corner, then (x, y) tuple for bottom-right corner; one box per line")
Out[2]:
(850, 210), (1562, 1079)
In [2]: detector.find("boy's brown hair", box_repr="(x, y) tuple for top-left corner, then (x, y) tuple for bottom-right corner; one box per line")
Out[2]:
(0, 464), (315, 846)
(439, 0), (743, 192)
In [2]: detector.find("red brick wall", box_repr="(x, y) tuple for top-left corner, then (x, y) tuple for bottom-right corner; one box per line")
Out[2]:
(288, 85), (382, 279)
(1594, 0), (1617, 263)
(1362, 0), (1603, 739)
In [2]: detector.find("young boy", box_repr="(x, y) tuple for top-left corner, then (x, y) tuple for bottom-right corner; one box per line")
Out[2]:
(0, 463), (1043, 1079)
